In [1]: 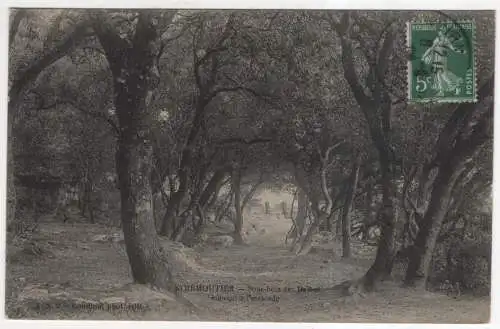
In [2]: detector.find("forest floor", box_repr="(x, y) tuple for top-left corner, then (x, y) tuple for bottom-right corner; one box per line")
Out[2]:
(4, 191), (491, 322)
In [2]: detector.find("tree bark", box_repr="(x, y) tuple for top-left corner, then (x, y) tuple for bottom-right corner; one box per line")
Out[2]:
(93, 11), (176, 291)
(159, 100), (211, 237)
(232, 168), (244, 244)
(404, 164), (460, 288)
(290, 187), (307, 248)
(9, 9), (26, 48)
(199, 168), (229, 209)
(360, 155), (396, 291)
(404, 142), (487, 289)
(341, 157), (361, 258)
(115, 135), (173, 289)
(160, 190), (183, 237)
(207, 177), (230, 210)
(241, 178), (263, 212)
(85, 180), (95, 224)
(193, 203), (206, 236)
(7, 121), (17, 230)
(293, 197), (324, 255)
(326, 211), (332, 232)
(336, 211), (342, 235)
(214, 185), (234, 223)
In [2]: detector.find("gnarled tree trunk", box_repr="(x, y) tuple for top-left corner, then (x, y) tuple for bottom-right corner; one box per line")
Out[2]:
(404, 77), (493, 289)
(404, 165), (459, 288)
(159, 101), (206, 237)
(292, 196), (324, 255)
(93, 11), (176, 291)
(341, 157), (361, 258)
(359, 155), (396, 291)
(199, 168), (229, 209)
(331, 12), (399, 292)
(289, 187), (307, 250)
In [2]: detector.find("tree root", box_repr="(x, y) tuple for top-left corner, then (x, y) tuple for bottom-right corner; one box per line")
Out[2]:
(331, 279), (368, 298)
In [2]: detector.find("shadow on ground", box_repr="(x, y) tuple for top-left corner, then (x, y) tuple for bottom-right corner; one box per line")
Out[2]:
(5, 209), (490, 322)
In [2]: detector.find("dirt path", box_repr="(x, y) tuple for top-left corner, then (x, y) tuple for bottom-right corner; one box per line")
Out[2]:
(5, 222), (490, 322)
(178, 243), (490, 322)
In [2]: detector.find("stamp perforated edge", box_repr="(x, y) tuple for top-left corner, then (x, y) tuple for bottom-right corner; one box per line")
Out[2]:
(406, 19), (478, 104)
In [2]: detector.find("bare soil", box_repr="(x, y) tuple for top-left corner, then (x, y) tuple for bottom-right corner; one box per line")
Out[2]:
(4, 194), (490, 322)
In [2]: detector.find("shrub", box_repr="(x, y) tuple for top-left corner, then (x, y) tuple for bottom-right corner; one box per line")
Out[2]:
(430, 217), (491, 295)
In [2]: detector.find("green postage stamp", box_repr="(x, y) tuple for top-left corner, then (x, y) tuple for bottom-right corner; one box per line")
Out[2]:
(407, 21), (476, 103)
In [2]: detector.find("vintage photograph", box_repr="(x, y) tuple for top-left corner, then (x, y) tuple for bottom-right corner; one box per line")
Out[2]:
(5, 8), (494, 322)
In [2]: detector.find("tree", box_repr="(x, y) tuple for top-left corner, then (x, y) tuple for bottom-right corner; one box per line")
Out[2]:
(398, 11), (495, 289)
(231, 166), (244, 244)
(8, 10), (92, 231)
(327, 11), (404, 290)
(89, 9), (179, 290)
(403, 77), (493, 288)
(286, 187), (307, 247)
(158, 12), (273, 237)
(341, 155), (361, 258)
(328, 10), (494, 291)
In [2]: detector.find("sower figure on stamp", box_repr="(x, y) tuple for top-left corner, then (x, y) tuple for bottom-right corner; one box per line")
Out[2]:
(421, 26), (466, 97)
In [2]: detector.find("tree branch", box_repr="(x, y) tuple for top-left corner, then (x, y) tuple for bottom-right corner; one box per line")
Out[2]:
(192, 14), (234, 96)
(205, 85), (273, 106)
(328, 12), (372, 109)
(429, 75), (494, 168)
(36, 98), (120, 135)
(9, 19), (92, 105)
(192, 23), (204, 93)
(89, 11), (130, 75)
(376, 27), (396, 80)
(241, 175), (264, 211)
(321, 142), (343, 166)
(215, 137), (272, 145)
(9, 9), (26, 49)
(81, 46), (107, 56)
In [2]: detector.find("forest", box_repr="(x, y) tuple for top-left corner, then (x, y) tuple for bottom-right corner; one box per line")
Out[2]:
(5, 9), (493, 322)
